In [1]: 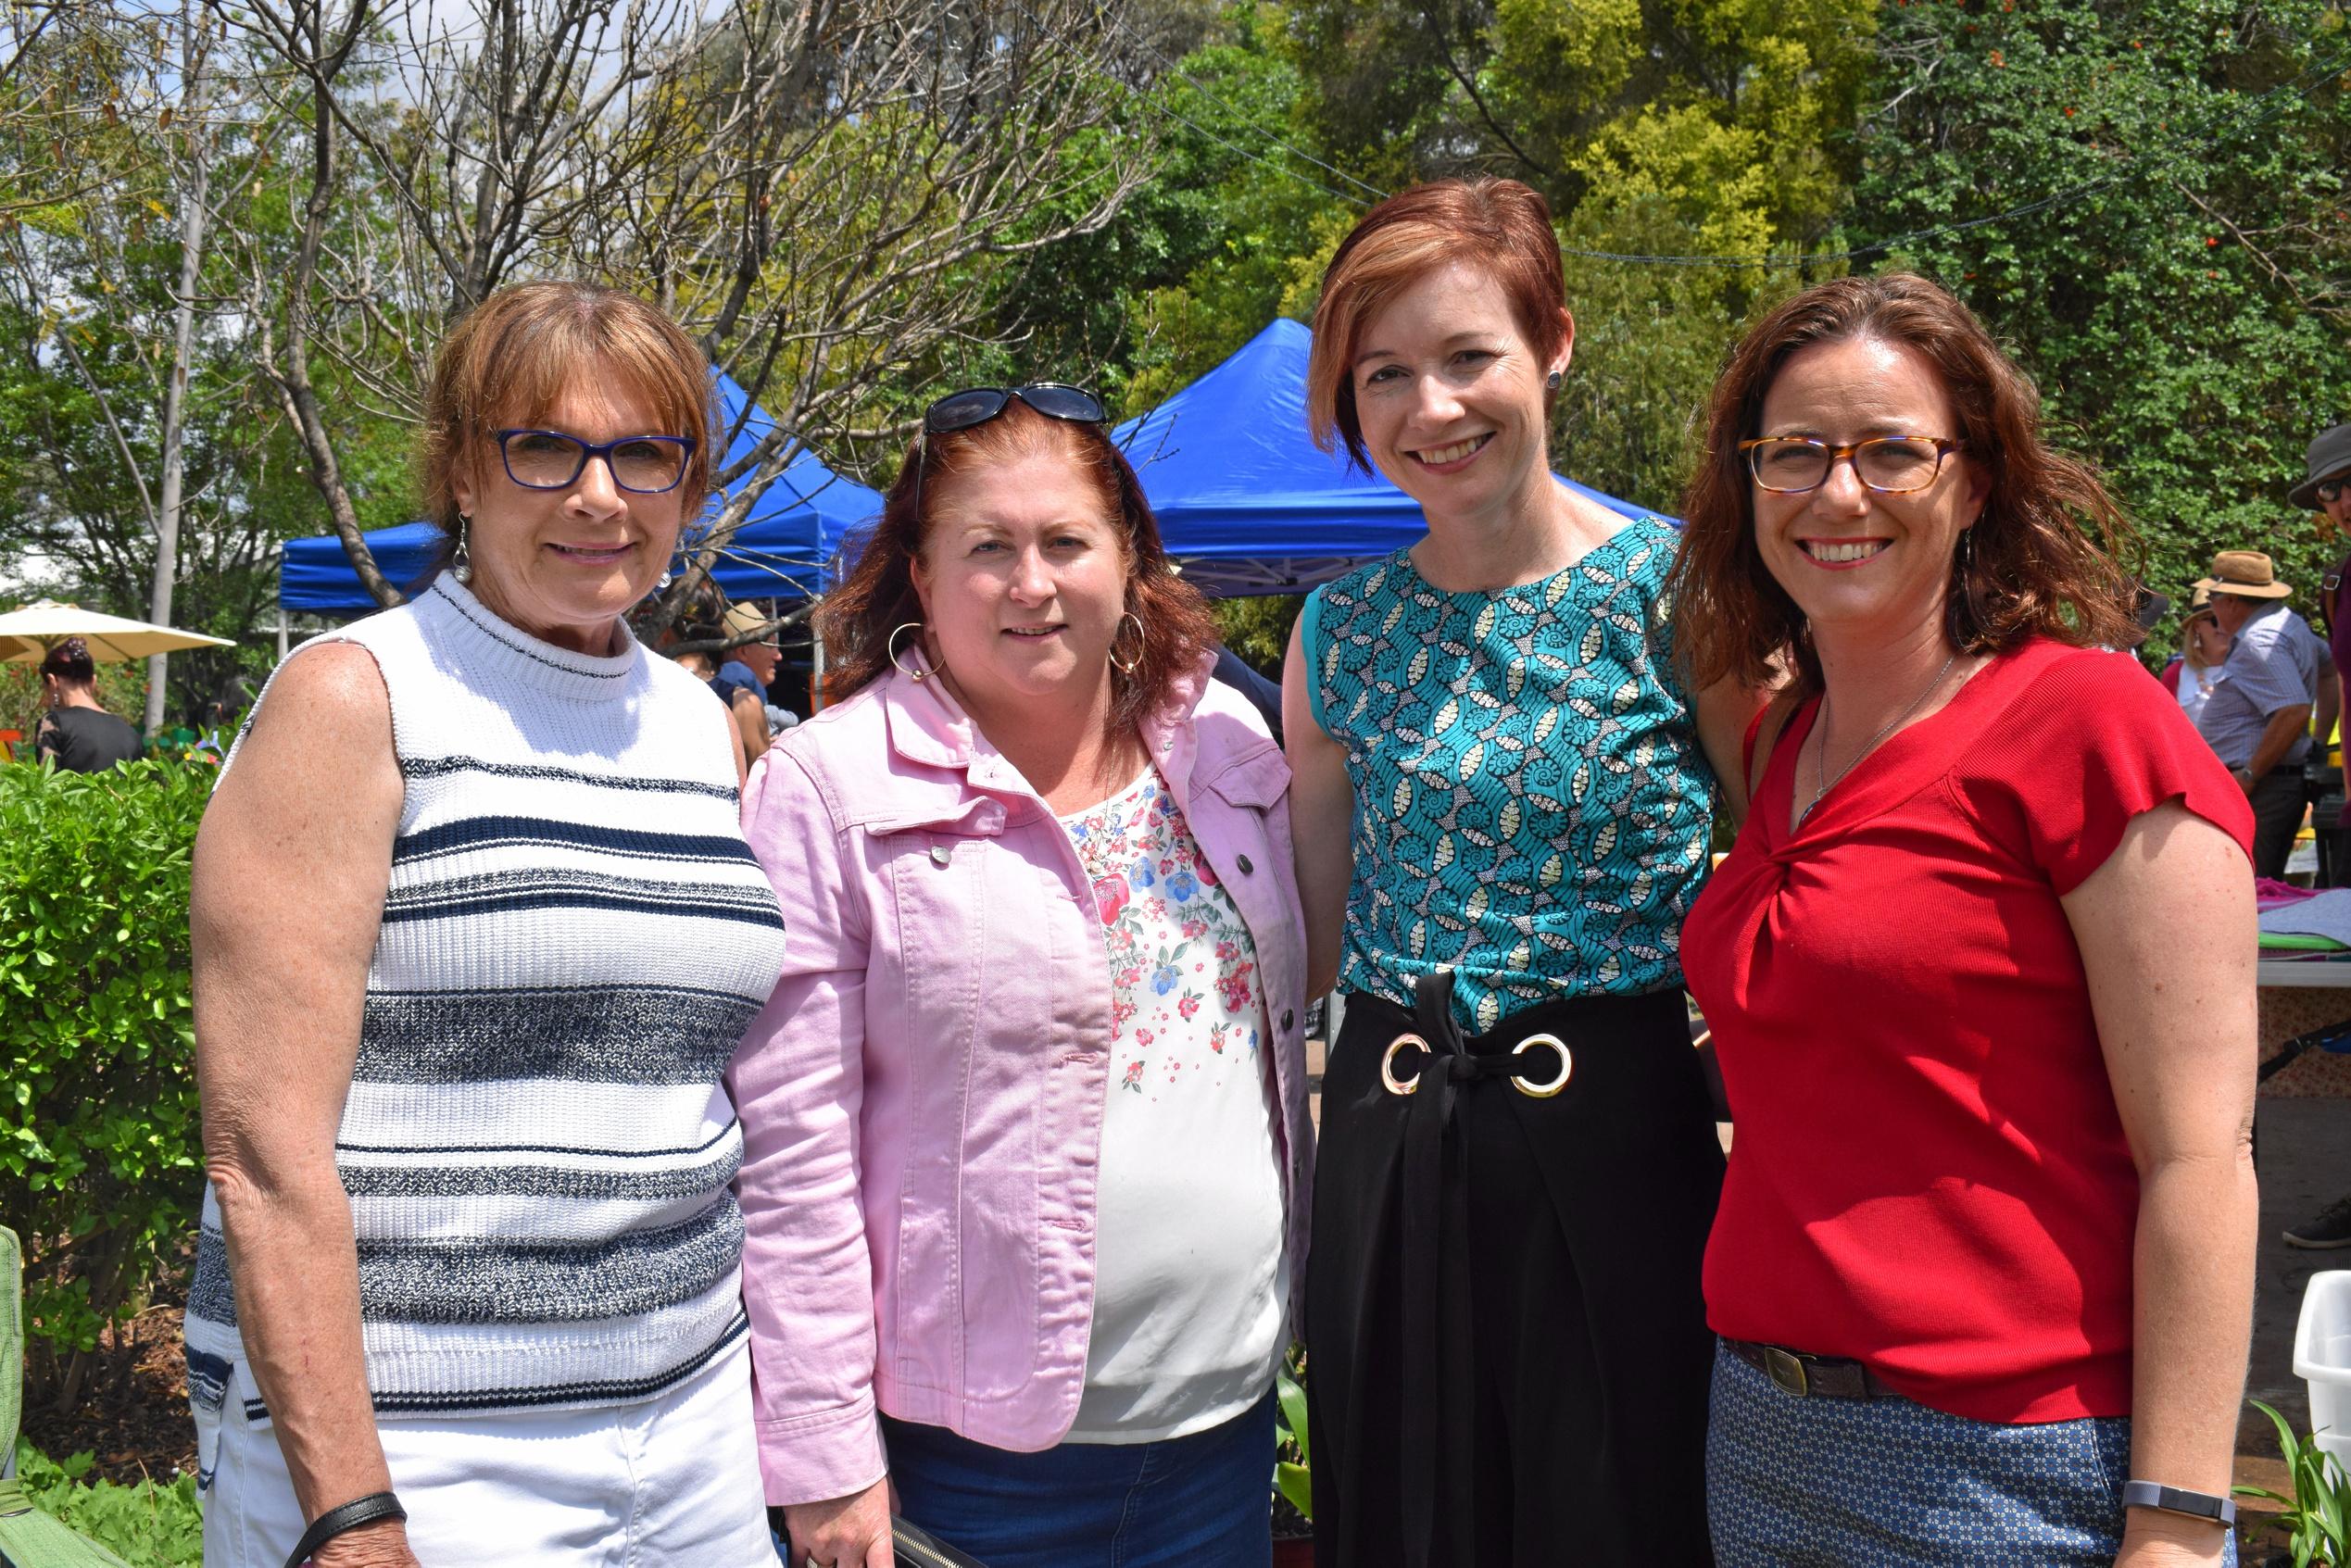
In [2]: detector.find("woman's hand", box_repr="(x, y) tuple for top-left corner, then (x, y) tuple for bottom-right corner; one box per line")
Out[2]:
(2113, 1506), (2232, 1566)
(781, 1478), (893, 1568)
(310, 1516), (424, 1567)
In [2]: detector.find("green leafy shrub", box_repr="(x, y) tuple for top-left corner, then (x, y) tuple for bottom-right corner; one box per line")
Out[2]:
(12, 1439), (203, 1566)
(0, 759), (209, 1411)
(2238, 1399), (2351, 1566)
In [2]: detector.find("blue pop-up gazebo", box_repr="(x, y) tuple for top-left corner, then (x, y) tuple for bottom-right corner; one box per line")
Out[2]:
(276, 371), (884, 614)
(1115, 318), (1657, 596)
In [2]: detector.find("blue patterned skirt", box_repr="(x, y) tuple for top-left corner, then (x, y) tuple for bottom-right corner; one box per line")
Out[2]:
(1706, 1342), (2234, 1566)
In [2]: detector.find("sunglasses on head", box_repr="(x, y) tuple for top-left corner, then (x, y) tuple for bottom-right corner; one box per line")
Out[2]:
(923, 383), (1106, 435)
(911, 383), (1111, 527)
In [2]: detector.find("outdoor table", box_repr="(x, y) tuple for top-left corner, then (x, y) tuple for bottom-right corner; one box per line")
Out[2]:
(2257, 960), (2351, 1098)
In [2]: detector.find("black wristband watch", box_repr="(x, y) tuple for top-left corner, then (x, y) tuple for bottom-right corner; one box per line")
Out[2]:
(2121, 1478), (2236, 1528)
(284, 1490), (408, 1568)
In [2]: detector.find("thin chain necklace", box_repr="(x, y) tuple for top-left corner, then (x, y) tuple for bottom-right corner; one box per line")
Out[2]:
(1801, 650), (1962, 826)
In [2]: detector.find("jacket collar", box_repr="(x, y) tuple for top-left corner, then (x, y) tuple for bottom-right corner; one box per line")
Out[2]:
(877, 653), (1221, 797)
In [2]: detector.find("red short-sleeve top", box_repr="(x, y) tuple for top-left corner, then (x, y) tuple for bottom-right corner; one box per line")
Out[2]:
(1680, 637), (2254, 1424)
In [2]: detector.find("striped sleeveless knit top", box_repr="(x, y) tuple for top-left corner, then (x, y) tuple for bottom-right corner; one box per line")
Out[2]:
(184, 576), (786, 1420)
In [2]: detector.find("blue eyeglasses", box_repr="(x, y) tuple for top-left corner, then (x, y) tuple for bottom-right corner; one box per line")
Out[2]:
(494, 429), (697, 494)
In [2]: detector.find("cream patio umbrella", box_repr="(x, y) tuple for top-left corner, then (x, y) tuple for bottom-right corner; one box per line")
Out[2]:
(0, 600), (234, 664)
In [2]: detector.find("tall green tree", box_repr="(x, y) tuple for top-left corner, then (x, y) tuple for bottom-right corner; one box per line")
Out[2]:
(1854, 0), (2351, 642)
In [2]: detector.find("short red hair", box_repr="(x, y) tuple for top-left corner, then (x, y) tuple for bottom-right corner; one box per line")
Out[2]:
(1306, 178), (1567, 471)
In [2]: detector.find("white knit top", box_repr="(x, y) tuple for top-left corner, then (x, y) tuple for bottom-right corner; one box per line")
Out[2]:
(184, 576), (786, 1421)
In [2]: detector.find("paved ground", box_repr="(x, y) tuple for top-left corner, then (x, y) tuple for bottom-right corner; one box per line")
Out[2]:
(2244, 1098), (2351, 1463)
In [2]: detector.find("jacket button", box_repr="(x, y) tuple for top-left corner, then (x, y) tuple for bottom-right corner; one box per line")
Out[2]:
(1281, 1010), (1294, 1032)
(1237, 854), (1254, 874)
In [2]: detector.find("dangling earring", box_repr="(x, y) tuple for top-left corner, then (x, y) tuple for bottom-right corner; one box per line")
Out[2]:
(1545, 370), (1563, 393)
(453, 513), (473, 585)
(1110, 611), (1146, 676)
(888, 621), (940, 682)
(1959, 525), (1977, 570)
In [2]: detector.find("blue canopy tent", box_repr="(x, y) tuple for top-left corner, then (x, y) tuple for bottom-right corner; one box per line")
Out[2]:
(1114, 318), (1659, 597)
(276, 371), (885, 615)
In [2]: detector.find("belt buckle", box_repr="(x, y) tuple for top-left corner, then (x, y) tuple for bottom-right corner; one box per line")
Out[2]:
(1763, 1346), (1809, 1398)
(1380, 1034), (1428, 1096)
(1510, 1033), (1572, 1098)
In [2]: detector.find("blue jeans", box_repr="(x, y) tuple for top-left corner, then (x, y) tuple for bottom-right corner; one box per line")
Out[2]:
(878, 1392), (1276, 1568)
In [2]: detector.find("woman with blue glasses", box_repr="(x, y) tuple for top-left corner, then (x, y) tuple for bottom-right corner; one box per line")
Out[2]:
(187, 281), (784, 1567)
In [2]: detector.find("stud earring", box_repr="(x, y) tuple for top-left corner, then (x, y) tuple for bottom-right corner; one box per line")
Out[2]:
(1545, 370), (1563, 392)
(453, 513), (473, 585)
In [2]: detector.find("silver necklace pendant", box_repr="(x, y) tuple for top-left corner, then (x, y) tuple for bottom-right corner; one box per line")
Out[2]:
(1802, 649), (1963, 825)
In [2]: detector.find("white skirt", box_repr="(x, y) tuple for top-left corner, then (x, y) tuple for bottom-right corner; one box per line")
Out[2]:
(198, 1337), (773, 1567)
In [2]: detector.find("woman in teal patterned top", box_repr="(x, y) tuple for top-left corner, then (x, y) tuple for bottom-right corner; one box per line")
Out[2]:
(1280, 179), (1753, 1568)
(1302, 513), (1711, 1030)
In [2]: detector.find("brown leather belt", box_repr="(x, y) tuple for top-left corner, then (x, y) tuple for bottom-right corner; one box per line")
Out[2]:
(1723, 1337), (1904, 1400)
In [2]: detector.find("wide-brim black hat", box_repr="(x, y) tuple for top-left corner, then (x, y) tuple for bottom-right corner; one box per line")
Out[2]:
(2291, 422), (2351, 509)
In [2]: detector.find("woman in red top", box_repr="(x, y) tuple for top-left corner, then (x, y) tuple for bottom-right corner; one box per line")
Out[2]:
(1672, 274), (2257, 1568)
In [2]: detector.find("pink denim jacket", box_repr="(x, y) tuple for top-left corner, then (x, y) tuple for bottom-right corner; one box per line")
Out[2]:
(729, 659), (1313, 1506)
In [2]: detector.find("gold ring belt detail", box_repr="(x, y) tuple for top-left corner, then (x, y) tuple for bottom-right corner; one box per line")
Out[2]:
(1379, 1031), (1573, 1098)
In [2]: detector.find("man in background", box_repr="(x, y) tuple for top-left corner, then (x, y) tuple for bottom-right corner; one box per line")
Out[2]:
(2282, 425), (2351, 1250)
(720, 603), (785, 758)
(2194, 549), (2326, 879)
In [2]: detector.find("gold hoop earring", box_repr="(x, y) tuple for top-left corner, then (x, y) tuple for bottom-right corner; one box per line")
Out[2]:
(887, 621), (940, 682)
(1110, 611), (1145, 676)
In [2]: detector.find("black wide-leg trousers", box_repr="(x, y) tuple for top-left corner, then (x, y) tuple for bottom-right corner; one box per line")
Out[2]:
(1304, 980), (1723, 1568)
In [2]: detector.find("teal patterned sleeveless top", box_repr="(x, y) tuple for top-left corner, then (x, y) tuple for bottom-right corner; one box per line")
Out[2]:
(1304, 515), (1715, 1031)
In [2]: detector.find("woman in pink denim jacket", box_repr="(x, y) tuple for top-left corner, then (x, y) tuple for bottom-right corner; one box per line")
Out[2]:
(733, 386), (1313, 1568)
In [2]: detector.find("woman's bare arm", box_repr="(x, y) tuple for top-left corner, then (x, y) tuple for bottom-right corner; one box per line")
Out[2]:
(1693, 672), (1770, 826)
(192, 643), (417, 1568)
(1283, 613), (1355, 999)
(2062, 802), (2257, 1568)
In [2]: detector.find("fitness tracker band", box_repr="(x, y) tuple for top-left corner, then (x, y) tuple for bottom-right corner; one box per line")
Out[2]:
(2121, 1478), (2237, 1528)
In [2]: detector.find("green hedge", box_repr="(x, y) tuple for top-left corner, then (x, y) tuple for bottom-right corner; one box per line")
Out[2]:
(0, 760), (208, 1411)
(11, 1440), (203, 1566)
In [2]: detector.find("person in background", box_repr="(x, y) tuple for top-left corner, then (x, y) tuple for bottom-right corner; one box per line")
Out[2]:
(735, 386), (1311, 1568)
(1283, 176), (1748, 1568)
(32, 638), (141, 771)
(1210, 645), (1283, 744)
(2194, 548), (2324, 879)
(2281, 423), (2351, 1245)
(186, 280), (783, 1568)
(2164, 587), (2228, 725)
(673, 646), (753, 782)
(1674, 271), (2255, 1568)
(721, 601), (783, 756)
(2301, 421), (2351, 747)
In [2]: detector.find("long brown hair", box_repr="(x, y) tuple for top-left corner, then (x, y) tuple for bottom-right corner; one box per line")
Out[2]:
(1672, 272), (2140, 695)
(817, 402), (1220, 733)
